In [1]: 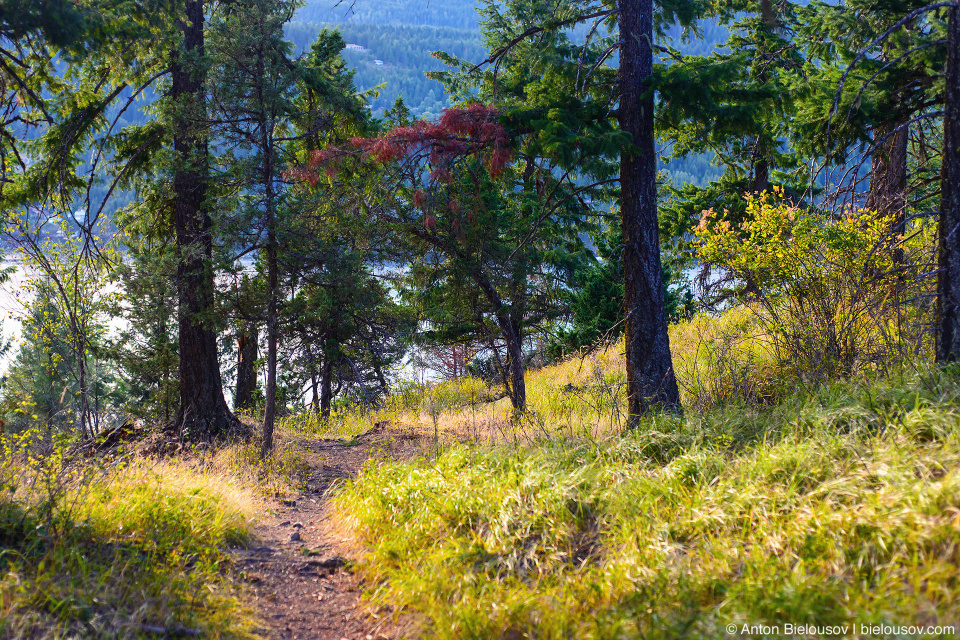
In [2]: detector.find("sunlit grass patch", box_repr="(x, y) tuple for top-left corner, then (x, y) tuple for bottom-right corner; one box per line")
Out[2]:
(0, 439), (264, 639)
(212, 425), (311, 497)
(335, 376), (960, 639)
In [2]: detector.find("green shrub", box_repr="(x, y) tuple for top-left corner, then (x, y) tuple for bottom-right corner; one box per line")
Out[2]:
(695, 190), (934, 384)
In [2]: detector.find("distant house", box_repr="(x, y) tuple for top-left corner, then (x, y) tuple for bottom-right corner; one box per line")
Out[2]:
(374, 59), (384, 65)
(345, 43), (364, 50)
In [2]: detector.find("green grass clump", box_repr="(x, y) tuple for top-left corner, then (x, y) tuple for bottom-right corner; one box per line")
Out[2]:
(335, 376), (960, 639)
(0, 440), (262, 639)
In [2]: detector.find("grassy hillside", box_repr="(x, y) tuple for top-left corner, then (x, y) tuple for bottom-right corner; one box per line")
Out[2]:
(313, 313), (960, 639)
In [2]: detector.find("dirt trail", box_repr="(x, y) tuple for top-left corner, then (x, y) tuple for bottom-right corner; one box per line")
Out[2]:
(231, 424), (426, 640)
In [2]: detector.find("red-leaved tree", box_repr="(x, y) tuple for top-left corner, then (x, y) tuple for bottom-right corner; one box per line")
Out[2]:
(295, 103), (589, 415)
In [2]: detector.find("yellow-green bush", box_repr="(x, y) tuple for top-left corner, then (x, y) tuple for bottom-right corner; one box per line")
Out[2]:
(670, 307), (782, 409)
(695, 189), (934, 383)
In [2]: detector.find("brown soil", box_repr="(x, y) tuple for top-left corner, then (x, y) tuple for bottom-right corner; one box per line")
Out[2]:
(232, 423), (427, 640)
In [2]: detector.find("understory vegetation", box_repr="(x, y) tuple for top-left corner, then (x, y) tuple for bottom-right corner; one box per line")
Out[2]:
(332, 366), (960, 639)
(0, 432), (307, 639)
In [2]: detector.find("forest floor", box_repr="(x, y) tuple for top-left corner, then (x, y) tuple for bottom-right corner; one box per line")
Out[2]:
(234, 422), (428, 640)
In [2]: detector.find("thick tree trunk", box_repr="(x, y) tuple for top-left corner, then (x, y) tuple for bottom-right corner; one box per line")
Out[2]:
(235, 322), (258, 411)
(320, 356), (333, 420)
(868, 123), (908, 258)
(937, 3), (960, 362)
(170, 0), (237, 441)
(618, 0), (680, 420)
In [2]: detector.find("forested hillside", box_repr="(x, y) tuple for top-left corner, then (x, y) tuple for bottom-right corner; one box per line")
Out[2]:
(285, 21), (485, 117)
(295, 0), (481, 28)
(1, 0), (959, 637)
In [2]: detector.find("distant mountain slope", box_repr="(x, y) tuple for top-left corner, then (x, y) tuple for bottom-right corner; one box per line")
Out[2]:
(294, 0), (480, 29)
(285, 21), (483, 118)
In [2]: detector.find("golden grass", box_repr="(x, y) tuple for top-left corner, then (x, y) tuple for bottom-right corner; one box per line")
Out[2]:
(0, 433), (276, 639)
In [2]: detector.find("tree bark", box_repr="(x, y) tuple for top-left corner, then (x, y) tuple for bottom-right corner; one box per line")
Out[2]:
(937, 3), (960, 362)
(170, 0), (238, 441)
(618, 0), (680, 420)
(497, 313), (526, 414)
(868, 43), (909, 262)
(261, 218), (278, 456)
(235, 322), (258, 412)
(306, 343), (320, 414)
(373, 363), (390, 397)
(472, 270), (526, 412)
(344, 355), (371, 406)
(751, 0), (775, 194)
(751, 150), (770, 194)
(868, 126), (908, 218)
(320, 356), (333, 420)
(260, 119), (279, 457)
(868, 122), (908, 259)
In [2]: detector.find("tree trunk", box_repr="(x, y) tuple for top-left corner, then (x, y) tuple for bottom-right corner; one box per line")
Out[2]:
(373, 363), (390, 397)
(868, 122), (908, 261)
(170, 0), (237, 441)
(257, 42), (281, 457)
(869, 43), (909, 261)
(472, 271), (526, 412)
(320, 356), (333, 420)
(868, 126), (908, 218)
(235, 322), (258, 411)
(77, 344), (90, 439)
(261, 169), (279, 457)
(344, 356), (371, 406)
(618, 0), (680, 420)
(307, 344), (320, 414)
(500, 317), (526, 413)
(751, 0), (776, 194)
(937, 3), (960, 362)
(751, 150), (770, 194)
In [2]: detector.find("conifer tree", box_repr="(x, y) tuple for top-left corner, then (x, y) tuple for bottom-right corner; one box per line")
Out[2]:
(657, 0), (805, 244)
(793, 0), (943, 207)
(937, 1), (960, 362)
(168, 0), (238, 441)
(208, 0), (304, 453)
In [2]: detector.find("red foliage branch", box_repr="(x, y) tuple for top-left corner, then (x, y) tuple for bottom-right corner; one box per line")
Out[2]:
(295, 104), (513, 188)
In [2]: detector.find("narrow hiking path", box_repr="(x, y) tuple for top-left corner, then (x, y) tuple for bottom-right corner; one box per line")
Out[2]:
(231, 423), (427, 640)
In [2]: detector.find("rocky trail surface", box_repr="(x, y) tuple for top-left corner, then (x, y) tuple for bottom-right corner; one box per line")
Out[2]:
(231, 424), (426, 640)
